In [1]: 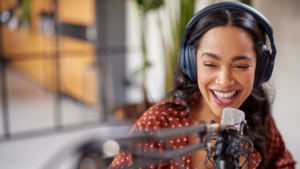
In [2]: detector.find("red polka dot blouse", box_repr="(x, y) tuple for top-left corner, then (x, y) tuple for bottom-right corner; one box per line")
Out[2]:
(109, 92), (296, 169)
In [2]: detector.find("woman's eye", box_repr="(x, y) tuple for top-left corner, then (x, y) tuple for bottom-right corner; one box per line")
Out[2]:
(203, 63), (216, 67)
(235, 65), (249, 69)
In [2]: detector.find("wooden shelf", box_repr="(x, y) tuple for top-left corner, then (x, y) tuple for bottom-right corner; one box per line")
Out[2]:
(0, 0), (98, 105)
(58, 0), (95, 26)
(1, 26), (95, 58)
(1, 25), (97, 105)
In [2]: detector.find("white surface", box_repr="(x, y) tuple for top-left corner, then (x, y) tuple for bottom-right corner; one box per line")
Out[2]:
(0, 126), (132, 169)
(125, 0), (166, 103)
(253, 0), (300, 165)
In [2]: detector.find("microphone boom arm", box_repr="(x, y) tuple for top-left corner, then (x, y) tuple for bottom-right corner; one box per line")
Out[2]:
(117, 122), (216, 169)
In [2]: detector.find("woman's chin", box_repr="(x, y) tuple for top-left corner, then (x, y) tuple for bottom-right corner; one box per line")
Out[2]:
(211, 109), (223, 121)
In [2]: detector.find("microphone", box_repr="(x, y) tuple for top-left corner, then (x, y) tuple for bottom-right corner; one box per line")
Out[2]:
(42, 108), (256, 169)
(210, 108), (251, 169)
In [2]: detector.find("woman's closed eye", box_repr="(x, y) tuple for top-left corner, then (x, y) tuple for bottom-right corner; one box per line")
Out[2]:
(203, 63), (216, 67)
(234, 65), (250, 69)
(203, 62), (250, 69)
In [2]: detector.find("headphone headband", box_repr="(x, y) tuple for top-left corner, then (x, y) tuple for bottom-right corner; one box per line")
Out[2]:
(187, 2), (272, 34)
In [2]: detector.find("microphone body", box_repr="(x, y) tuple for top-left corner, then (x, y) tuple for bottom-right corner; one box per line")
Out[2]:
(213, 108), (245, 169)
(213, 129), (241, 169)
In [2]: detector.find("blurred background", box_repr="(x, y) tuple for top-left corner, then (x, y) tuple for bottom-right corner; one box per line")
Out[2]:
(0, 0), (299, 168)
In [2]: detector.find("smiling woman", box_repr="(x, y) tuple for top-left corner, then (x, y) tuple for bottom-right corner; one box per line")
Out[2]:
(196, 25), (257, 118)
(109, 2), (296, 169)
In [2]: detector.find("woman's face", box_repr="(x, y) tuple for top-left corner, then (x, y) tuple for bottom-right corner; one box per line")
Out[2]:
(197, 26), (257, 117)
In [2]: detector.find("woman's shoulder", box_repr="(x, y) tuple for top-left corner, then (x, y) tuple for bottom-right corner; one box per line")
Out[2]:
(131, 100), (191, 133)
(263, 114), (296, 168)
(145, 100), (190, 119)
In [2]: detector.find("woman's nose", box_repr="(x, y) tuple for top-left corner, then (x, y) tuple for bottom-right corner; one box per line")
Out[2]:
(215, 69), (234, 89)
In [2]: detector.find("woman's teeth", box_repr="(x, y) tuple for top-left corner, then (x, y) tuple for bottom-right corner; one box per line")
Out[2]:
(213, 90), (236, 98)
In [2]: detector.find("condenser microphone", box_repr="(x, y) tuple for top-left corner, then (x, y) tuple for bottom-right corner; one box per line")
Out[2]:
(221, 108), (245, 132)
(213, 108), (245, 169)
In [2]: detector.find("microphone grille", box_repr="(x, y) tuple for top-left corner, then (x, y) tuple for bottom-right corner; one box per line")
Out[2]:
(221, 108), (245, 130)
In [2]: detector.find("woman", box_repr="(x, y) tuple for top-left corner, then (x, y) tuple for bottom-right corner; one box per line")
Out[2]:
(109, 2), (296, 169)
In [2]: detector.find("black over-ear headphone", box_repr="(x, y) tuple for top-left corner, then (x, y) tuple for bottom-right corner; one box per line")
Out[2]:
(180, 1), (276, 88)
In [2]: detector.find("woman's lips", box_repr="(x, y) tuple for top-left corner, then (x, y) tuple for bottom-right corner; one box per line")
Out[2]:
(210, 89), (239, 107)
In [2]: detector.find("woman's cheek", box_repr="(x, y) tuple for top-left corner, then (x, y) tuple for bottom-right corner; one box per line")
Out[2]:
(236, 73), (254, 102)
(197, 70), (215, 87)
(235, 71), (255, 87)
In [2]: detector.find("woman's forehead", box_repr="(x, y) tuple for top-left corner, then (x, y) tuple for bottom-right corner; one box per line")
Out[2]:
(198, 26), (256, 60)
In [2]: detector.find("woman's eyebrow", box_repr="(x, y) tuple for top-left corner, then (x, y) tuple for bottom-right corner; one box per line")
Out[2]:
(201, 52), (220, 60)
(200, 53), (252, 62)
(232, 56), (252, 61)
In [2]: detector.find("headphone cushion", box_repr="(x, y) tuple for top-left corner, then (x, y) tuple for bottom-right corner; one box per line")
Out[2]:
(254, 51), (272, 88)
(186, 45), (198, 82)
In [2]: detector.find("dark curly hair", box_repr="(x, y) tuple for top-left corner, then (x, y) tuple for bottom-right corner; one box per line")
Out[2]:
(165, 9), (273, 168)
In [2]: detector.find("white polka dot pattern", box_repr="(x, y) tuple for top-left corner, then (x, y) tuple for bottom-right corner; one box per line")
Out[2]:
(108, 92), (296, 169)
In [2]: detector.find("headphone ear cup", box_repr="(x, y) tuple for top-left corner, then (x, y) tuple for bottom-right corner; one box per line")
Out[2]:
(181, 45), (197, 82)
(186, 45), (198, 82)
(254, 45), (272, 88)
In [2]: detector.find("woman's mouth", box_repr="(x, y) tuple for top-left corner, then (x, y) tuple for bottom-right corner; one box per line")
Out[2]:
(210, 90), (239, 106)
